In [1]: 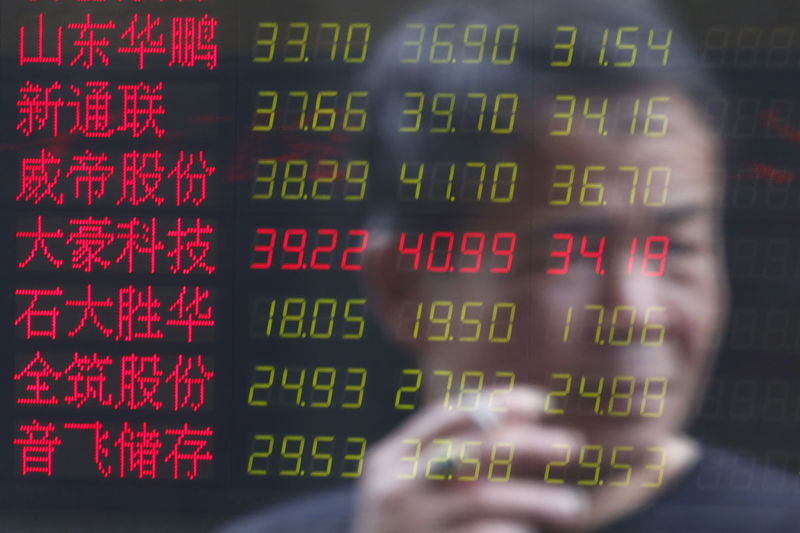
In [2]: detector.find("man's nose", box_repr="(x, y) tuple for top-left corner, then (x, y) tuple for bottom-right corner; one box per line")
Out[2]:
(594, 242), (666, 339)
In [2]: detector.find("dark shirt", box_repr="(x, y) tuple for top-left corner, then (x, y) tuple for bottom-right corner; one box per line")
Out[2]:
(218, 447), (800, 533)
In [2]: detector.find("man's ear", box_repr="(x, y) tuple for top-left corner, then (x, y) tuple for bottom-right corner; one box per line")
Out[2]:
(359, 228), (426, 345)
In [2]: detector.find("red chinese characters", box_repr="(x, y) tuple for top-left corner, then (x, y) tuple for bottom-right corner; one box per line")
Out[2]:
(15, 285), (216, 342)
(17, 216), (217, 274)
(17, 81), (165, 138)
(16, 150), (214, 206)
(20, 13), (218, 70)
(15, 352), (214, 411)
(16, 421), (214, 480)
(14, 420), (62, 476)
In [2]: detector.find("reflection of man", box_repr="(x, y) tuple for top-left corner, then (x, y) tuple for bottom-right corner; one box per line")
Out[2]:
(221, 1), (800, 531)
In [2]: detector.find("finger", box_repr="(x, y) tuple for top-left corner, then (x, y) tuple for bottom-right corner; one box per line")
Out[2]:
(437, 481), (589, 529)
(388, 386), (548, 449)
(482, 425), (586, 475)
(452, 520), (539, 533)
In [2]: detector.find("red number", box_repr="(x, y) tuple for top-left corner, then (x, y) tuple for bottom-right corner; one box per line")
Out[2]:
(459, 232), (486, 273)
(580, 236), (606, 275)
(251, 228), (277, 269)
(548, 233), (573, 275)
(398, 232), (424, 270)
(282, 229), (307, 270)
(427, 232), (455, 272)
(341, 230), (369, 271)
(490, 232), (516, 273)
(310, 229), (338, 270)
(641, 236), (669, 277)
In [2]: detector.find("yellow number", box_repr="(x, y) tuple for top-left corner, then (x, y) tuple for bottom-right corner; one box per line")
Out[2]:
(458, 441), (482, 480)
(577, 444), (603, 486)
(644, 96), (670, 137)
(457, 371), (484, 411)
(282, 160), (307, 200)
(649, 29), (673, 66)
(643, 166), (670, 206)
(279, 435), (305, 476)
(544, 444), (571, 483)
(641, 377), (668, 417)
(609, 305), (636, 345)
(309, 298), (337, 339)
(344, 23), (371, 63)
(401, 24), (425, 63)
(280, 297), (306, 337)
(343, 298), (367, 339)
(551, 26), (577, 67)
(311, 160), (337, 200)
(253, 90), (278, 131)
(466, 93), (488, 131)
(550, 95), (576, 136)
(615, 27), (639, 67)
(395, 369), (422, 410)
(400, 92), (425, 132)
(342, 367), (367, 409)
(343, 161), (369, 201)
(433, 370), (454, 409)
(281, 368), (306, 406)
(310, 367), (336, 408)
(490, 93), (518, 134)
(426, 439), (454, 480)
(285, 22), (309, 63)
(490, 163), (517, 203)
(247, 435), (275, 475)
(459, 301), (483, 342)
(487, 443), (514, 481)
(312, 91), (337, 131)
(342, 437), (367, 478)
(641, 306), (666, 346)
(247, 365), (275, 406)
(287, 90), (309, 130)
(310, 436), (334, 476)
(431, 93), (456, 133)
(488, 371), (515, 411)
(492, 25), (519, 65)
(642, 447), (667, 487)
(621, 165), (640, 205)
(466, 161), (487, 200)
(343, 92), (368, 132)
(319, 23), (340, 61)
(398, 438), (421, 479)
(579, 376), (604, 415)
(253, 159), (277, 199)
(583, 97), (608, 135)
(464, 24), (487, 64)
(608, 376), (635, 416)
(550, 164), (575, 206)
(488, 302), (515, 343)
(428, 301), (454, 341)
(430, 24), (455, 63)
(609, 445), (633, 486)
(579, 165), (606, 206)
(585, 304), (605, 344)
(400, 162), (424, 200)
(545, 373), (572, 414)
(254, 23), (278, 63)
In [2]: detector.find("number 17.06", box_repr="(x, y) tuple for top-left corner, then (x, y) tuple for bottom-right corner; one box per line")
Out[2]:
(562, 304), (666, 346)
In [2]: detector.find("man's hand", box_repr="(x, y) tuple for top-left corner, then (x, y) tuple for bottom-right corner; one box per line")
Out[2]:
(351, 388), (589, 533)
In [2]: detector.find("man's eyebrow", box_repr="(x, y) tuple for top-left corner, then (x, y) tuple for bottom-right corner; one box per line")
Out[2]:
(530, 205), (710, 236)
(650, 205), (709, 225)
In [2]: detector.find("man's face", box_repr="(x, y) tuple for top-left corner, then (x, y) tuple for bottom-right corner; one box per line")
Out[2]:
(401, 91), (727, 449)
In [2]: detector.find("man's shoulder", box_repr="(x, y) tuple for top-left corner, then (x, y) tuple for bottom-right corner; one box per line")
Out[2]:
(609, 446), (800, 533)
(216, 487), (356, 533)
